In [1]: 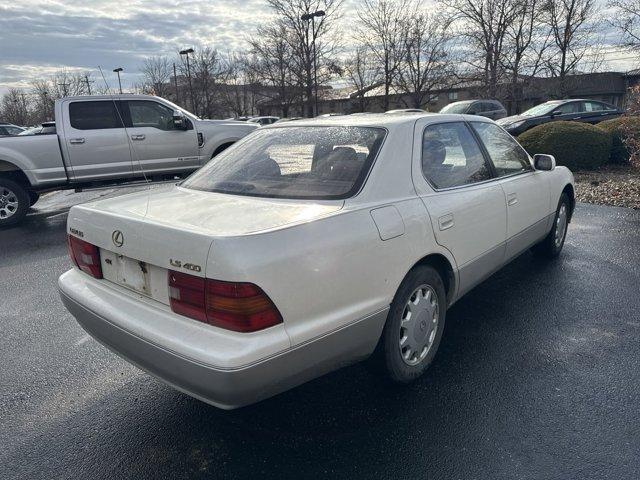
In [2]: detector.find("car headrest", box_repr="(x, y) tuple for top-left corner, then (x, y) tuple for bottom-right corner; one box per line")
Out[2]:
(422, 139), (446, 166)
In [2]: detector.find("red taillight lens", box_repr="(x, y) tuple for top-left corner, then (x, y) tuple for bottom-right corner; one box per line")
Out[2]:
(169, 271), (206, 322)
(68, 235), (102, 279)
(168, 270), (283, 332)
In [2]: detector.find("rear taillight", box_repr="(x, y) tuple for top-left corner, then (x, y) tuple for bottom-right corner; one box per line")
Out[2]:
(168, 270), (282, 332)
(68, 235), (102, 279)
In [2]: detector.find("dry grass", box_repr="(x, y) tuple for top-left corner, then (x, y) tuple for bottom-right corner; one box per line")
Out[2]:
(574, 165), (640, 210)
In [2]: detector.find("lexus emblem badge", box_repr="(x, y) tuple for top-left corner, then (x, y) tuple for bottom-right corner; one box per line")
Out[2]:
(112, 230), (124, 248)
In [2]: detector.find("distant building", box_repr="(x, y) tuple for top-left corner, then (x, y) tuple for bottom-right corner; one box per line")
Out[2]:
(258, 71), (640, 117)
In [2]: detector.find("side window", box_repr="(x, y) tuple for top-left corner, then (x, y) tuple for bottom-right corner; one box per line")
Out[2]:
(553, 102), (580, 115)
(69, 101), (125, 130)
(128, 101), (174, 130)
(584, 101), (606, 112)
(479, 102), (493, 112)
(422, 122), (492, 189)
(471, 122), (532, 176)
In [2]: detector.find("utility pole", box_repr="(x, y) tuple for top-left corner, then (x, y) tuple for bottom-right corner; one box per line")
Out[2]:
(179, 48), (195, 115)
(58, 82), (70, 97)
(83, 74), (93, 95)
(173, 63), (180, 104)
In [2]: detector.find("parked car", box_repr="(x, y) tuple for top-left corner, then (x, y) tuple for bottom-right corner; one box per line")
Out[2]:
(0, 123), (25, 136)
(0, 94), (258, 226)
(59, 113), (575, 409)
(17, 122), (56, 136)
(248, 116), (280, 126)
(497, 99), (622, 135)
(440, 100), (507, 120)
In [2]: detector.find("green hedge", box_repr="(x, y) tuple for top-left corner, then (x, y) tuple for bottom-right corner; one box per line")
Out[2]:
(518, 121), (612, 170)
(598, 117), (640, 164)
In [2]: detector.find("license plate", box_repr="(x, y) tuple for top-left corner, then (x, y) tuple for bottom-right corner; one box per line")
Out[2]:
(110, 254), (151, 296)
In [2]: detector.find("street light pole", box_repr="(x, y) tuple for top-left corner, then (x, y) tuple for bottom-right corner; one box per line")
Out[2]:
(179, 48), (195, 115)
(301, 11), (325, 117)
(113, 67), (123, 94)
(173, 62), (180, 104)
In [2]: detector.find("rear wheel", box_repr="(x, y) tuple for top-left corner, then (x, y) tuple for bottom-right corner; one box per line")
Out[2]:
(377, 265), (447, 383)
(532, 193), (570, 259)
(0, 178), (29, 227)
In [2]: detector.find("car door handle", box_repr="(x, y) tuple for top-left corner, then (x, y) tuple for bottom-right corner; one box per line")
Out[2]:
(438, 213), (454, 231)
(131, 134), (145, 141)
(69, 138), (85, 144)
(507, 192), (518, 206)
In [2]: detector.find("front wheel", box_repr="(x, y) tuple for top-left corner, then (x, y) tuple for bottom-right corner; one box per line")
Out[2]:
(377, 265), (447, 383)
(532, 193), (570, 259)
(0, 178), (29, 227)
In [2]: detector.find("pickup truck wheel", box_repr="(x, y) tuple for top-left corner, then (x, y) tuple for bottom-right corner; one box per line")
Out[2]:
(377, 265), (447, 383)
(0, 178), (29, 227)
(532, 193), (570, 259)
(28, 191), (40, 207)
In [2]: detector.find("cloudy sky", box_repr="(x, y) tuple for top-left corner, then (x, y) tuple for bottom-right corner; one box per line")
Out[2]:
(0, 0), (276, 95)
(0, 0), (635, 97)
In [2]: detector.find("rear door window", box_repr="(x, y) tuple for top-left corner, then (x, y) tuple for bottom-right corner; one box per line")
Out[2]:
(69, 101), (126, 130)
(421, 122), (492, 189)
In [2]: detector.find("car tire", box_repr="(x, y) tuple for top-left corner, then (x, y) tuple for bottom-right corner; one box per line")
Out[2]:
(532, 193), (570, 259)
(0, 178), (29, 227)
(28, 190), (40, 207)
(376, 265), (447, 383)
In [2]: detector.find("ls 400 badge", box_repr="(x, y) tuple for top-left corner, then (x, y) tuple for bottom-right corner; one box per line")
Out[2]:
(169, 259), (202, 272)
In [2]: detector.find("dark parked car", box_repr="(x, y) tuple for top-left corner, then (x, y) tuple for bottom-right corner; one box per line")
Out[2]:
(439, 100), (507, 120)
(497, 99), (622, 135)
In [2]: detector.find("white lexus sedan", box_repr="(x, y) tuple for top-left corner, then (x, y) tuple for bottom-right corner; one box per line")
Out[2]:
(59, 113), (574, 409)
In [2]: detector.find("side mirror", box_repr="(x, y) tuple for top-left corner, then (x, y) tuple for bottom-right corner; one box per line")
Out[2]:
(534, 154), (556, 171)
(172, 111), (188, 130)
(467, 111), (476, 115)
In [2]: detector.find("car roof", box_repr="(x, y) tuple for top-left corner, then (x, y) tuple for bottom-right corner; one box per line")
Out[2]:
(262, 112), (492, 129)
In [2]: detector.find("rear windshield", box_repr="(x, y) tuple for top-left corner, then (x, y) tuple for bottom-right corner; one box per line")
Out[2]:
(182, 126), (386, 200)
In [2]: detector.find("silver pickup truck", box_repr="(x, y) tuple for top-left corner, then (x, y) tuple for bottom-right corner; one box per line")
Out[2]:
(0, 94), (258, 226)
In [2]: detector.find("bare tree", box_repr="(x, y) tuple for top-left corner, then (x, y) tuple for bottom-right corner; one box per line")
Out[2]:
(184, 47), (229, 118)
(247, 24), (301, 117)
(0, 89), (32, 125)
(396, 12), (457, 109)
(608, 0), (640, 52)
(343, 46), (382, 112)
(265, 0), (343, 117)
(543, 0), (599, 96)
(441, 0), (520, 98)
(141, 56), (172, 97)
(355, 0), (413, 110)
(501, 0), (551, 112)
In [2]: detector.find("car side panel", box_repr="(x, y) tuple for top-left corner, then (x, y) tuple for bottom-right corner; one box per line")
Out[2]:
(0, 135), (66, 187)
(204, 199), (453, 347)
(497, 171), (552, 261)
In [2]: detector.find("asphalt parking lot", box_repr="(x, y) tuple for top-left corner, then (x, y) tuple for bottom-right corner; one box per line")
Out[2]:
(1, 189), (639, 480)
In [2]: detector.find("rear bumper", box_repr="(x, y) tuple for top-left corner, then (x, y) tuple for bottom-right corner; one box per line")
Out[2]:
(59, 269), (388, 409)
